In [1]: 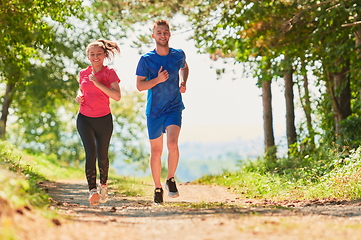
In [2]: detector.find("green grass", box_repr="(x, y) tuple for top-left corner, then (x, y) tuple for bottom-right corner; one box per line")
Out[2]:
(0, 140), (151, 239)
(2, 137), (361, 228)
(194, 147), (361, 201)
(109, 175), (153, 197)
(0, 140), (149, 207)
(2, 138), (361, 239)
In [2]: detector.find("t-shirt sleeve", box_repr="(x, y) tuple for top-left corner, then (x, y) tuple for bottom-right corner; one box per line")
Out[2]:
(181, 50), (186, 69)
(107, 68), (121, 84)
(79, 69), (85, 84)
(135, 56), (148, 78)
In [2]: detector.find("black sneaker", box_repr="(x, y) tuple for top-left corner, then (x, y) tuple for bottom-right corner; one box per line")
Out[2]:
(165, 177), (180, 198)
(154, 188), (164, 204)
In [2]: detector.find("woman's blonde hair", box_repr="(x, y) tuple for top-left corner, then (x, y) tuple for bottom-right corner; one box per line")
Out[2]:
(86, 39), (120, 61)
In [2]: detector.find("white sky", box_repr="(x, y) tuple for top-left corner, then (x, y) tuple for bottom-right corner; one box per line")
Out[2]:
(113, 26), (288, 146)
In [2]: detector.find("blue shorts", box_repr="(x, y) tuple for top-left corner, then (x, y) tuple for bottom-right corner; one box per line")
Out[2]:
(147, 111), (182, 140)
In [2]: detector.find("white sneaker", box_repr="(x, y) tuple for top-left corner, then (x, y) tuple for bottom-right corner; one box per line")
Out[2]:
(89, 189), (100, 206)
(99, 184), (108, 203)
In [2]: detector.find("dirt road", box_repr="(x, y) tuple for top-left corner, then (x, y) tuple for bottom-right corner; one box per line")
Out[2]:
(12, 180), (361, 240)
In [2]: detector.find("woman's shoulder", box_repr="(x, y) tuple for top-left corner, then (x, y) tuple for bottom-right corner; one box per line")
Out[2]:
(103, 65), (116, 74)
(80, 66), (91, 74)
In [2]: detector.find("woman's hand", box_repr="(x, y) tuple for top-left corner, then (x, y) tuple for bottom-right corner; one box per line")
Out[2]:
(89, 74), (100, 87)
(75, 94), (84, 104)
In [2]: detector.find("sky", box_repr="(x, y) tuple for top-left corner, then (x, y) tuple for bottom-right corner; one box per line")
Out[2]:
(113, 25), (289, 147)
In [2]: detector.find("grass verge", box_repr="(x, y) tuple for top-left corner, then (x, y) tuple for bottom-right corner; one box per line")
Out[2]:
(0, 140), (150, 239)
(194, 147), (361, 201)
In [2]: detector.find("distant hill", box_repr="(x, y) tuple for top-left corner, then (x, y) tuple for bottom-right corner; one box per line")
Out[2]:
(179, 137), (263, 161)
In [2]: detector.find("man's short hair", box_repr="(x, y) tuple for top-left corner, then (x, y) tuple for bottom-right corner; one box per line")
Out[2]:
(153, 20), (170, 31)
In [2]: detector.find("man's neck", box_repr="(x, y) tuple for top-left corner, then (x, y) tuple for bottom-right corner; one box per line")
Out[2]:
(155, 45), (170, 56)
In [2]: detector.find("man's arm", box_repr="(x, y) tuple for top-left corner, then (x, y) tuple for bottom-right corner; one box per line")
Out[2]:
(136, 66), (169, 92)
(180, 62), (189, 93)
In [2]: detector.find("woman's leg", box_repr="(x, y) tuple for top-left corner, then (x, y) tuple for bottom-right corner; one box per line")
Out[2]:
(93, 114), (113, 185)
(76, 113), (97, 191)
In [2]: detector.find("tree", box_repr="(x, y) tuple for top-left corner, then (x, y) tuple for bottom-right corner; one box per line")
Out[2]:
(284, 56), (297, 147)
(184, 0), (300, 157)
(0, 0), (86, 139)
(183, 0), (361, 156)
(1, 0), (150, 167)
(7, 0), (360, 165)
(261, 69), (276, 160)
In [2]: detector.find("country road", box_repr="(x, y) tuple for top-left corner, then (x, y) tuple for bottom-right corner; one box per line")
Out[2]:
(11, 180), (361, 240)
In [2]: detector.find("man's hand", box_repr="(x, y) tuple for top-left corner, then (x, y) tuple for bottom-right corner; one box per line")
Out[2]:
(157, 66), (169, 83)
(180, 82), (186, 93)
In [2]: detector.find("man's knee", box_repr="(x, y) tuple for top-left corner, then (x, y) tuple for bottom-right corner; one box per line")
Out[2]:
(150, 146), (163, 158)
(167, 140), (179, 152)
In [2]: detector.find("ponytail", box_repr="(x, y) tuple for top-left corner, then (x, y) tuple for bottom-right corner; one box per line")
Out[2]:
(86, 39), (120, 61)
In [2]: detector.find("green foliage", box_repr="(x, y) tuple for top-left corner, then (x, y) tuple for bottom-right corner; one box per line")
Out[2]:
(111, 89), (149, 171)
(339, 114), (361, 149)
(197, 142), (361, 200)
(0, 145), (151, 239)
(0, 141), (49, 208)
(0, 0), (153, 170)
(7, 88), (148, 170)
(109, 176), (150, 197)
(320, 148), (361, 199)
(183, 0), (361, 155)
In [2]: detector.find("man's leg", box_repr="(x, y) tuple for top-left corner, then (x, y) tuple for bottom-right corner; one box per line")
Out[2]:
(165, 125), (181, 179)
(149, 135), (164, 189)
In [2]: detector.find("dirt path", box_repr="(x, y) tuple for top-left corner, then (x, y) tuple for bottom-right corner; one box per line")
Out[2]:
(13, 180), (361, 240)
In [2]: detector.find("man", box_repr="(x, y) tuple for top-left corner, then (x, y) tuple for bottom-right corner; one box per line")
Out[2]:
(136, 20), (189, 204)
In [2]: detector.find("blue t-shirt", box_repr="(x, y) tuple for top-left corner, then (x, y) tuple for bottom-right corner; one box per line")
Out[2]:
(136, 48), (186, 118)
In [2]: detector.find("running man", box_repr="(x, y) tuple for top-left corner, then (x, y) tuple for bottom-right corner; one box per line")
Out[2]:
(135, 20), (189, 204)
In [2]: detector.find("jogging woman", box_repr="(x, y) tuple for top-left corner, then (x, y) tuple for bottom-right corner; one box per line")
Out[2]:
(76, 39), (121, 205)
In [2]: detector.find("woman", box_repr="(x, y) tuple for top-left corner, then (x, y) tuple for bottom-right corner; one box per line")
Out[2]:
(76, 39), (121, 205)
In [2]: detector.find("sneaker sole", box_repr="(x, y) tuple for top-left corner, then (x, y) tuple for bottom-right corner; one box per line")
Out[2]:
(89, 192), (100, 206)
(99, 196), (108, 203)
(168, 192), (179, 198)
(165, 184), (180, 198)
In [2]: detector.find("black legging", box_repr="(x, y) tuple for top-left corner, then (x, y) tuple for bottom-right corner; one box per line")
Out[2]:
(76, 112), (113, 190)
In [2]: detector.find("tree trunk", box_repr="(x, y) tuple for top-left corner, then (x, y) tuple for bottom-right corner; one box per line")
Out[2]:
(284, 62), (296, 147)
(325, 59), (351, 141)
(355, 16), (361, 99)
(0, 81), (15, 140)
(262, 79), (276, 160)
(299, 60), (315, 147)
(334, 69), (351, 136)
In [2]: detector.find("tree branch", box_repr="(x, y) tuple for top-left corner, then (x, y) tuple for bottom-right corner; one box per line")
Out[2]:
(342, 21), (361, 27)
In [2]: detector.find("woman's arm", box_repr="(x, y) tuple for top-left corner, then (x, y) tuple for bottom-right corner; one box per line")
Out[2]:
(75, 81), (84, 104)
(90, 74), (121, 101)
